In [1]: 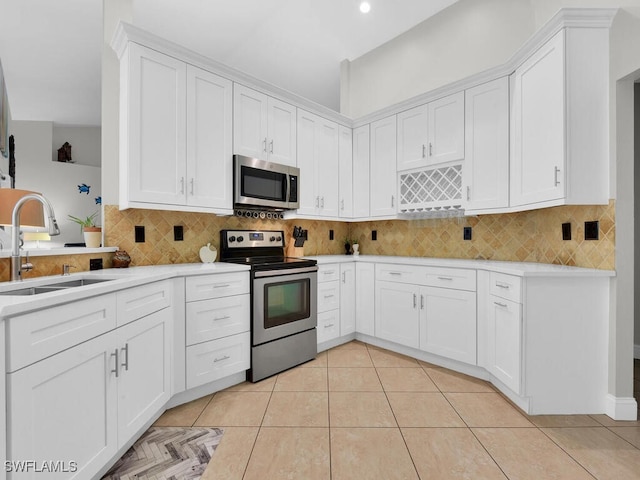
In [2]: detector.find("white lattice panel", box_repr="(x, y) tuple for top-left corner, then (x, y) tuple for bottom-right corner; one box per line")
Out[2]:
(398, 163), (464, 216)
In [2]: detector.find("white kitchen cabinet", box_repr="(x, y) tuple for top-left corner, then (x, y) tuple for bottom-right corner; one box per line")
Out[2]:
(355, 263), (375, 336)
(396, 92), (464, 172)
(318, 281), (341, 313)
(339, 126), (354, 218)
(486, 296), (522, 394)
(352, 125), (370, 218)
(317, 264), (341, 345)
(8, 332), (118, 480)
(297, 109), (340, 217)
(317, 310), (341, 344)
(370, 115), (397, 217)
(186, 332), (250, 389)
(116, 308), (171, 445)
(233, 83), (297, 166)
(419, 287), (476, 365)
(463, 77), (510, 213)
(340, 263), (356, 335)
(186, 294), (250, 345)
(510, 28), (609, 209)
(120, 44), (233, 212)
(375, 280), (420, 349)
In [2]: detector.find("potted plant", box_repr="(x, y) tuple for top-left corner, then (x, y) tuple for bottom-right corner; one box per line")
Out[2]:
(352, 238), (360, 255)
(68, 212), (101, 248)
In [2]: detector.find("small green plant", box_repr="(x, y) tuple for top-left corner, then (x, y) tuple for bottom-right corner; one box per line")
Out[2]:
(68, 212), (99, 232)
(352, 238), (359, 245)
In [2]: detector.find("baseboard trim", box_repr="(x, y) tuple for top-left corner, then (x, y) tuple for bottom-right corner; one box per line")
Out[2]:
(634, 344), (640, 359)
(605, 394), (638, 420)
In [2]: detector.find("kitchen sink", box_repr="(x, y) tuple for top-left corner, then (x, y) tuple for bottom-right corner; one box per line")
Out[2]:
(0, 277), (116, 296)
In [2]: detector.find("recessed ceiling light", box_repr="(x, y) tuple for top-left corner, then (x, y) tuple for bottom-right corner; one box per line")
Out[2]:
(359, 1), (371, 14)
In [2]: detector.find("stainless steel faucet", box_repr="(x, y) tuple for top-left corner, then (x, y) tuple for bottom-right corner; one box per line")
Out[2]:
(11, 193), (60, 281)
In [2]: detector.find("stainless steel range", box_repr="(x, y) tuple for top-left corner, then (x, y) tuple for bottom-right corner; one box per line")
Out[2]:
(220, 229), (318, 382)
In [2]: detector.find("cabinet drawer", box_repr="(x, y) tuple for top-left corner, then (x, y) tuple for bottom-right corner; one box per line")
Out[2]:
(376, 263), (425, 285)
(490, 272), (522, 303)
(186, 332), (250, 389)
(317, 310), (340, 344)
(186, 272), (250, 302)
(186, 294), (250, 346)
(6, 294), (117, 372)
(117, 280), (172, 326)
(318, 264), (340, 283)
(318, 281), (340, 312)
(423, 267), (476, 291)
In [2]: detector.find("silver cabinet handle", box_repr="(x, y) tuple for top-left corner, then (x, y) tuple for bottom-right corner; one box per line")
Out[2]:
(324, 294), (335, 299)
(180, 177), (185, 194)
(413, 293), (417, 308)
(554, 166), (560, 186)
(111, 349), (119, 378)
(323, 270), (335, 275)
(494, 301), (508, 308)
(320, 196), (325, 208)
(429, 142), (433, 156)
(324, 323), (335, 328)
(389, 272), (402, 276)
(214, 315), (231, 321)
(420, 294), (425, 309)
(316, 196), (319, 208)
(391, 195), (395, 208)
(342, 272), (346, 283)
(214, 355), (230, 363)
(263, 138), (267, 153)
(190, 178), (194, 195)
(269, 140), (274, 153)
(341, 199), (344, 210)
(467, 186), (471, 201)
(121, 343), (129, 372)
(422, 144), (426, 158)
(495, 282), (509, 289)
(437, 276), (453, 281)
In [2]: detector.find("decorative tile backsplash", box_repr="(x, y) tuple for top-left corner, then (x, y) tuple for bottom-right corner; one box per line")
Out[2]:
(0, 201), (615, 282)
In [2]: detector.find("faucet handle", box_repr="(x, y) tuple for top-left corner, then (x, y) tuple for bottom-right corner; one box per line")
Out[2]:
(21, 251), (33, 275)
(62, 264), (77, 276)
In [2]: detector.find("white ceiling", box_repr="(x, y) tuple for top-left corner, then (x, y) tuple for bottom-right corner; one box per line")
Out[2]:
(0, 0), (458, 126)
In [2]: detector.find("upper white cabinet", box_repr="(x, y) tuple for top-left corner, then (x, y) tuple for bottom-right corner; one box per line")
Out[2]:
(370, 115), (397, 217)
(463, 77), (510, 213)
(352, 125), (370, 218)
(297, 109), (340, 217)
(396, 92), (464, 171)
(510, 27), (609, 210)
(233, 84), (297, 166)
(121, 44), (233, 213)
(339, 126), (354, 218)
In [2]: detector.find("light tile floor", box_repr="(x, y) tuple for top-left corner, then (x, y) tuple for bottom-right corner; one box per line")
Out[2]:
(152, 343), (640, 480)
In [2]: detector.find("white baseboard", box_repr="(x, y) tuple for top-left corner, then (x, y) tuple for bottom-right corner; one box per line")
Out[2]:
(634, 344), (640, 359)
(605, 394), (638, 421)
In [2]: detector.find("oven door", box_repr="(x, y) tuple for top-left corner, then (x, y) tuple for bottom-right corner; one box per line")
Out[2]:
(252, 267), (317, 346)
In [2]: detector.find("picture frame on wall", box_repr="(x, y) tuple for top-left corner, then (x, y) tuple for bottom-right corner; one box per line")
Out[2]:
(0, 59), (7, 158)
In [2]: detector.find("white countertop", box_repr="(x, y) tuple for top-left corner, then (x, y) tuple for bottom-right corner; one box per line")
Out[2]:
(0, 262), (249, 318)
(303, 255), (615, 278)
(0, 247), (119, 258)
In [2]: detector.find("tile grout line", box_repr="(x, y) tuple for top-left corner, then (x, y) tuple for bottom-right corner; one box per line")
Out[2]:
(326, 350), (333, 480)
(534, 426), (599, 480)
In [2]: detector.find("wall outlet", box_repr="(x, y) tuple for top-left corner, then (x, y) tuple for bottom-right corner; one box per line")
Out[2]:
(135, 226), (145, 243)
(372, 230), (377, 241)
(89, 258), (103, 270)
(585, 221), (599, 241)
(329, 229), (334, 240)
(463, 226), (472, 241)
(174, 225), (184, 241)
(562, 222), (571, 241)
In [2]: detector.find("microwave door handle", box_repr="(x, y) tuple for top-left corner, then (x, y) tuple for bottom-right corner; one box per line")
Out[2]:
(285, 173), (291, 205)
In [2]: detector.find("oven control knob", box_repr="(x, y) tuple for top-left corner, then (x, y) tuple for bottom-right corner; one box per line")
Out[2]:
(228, 236), (236, 243)
(237, 236), (244, 243)
(270, 236), (276, 242)
(276, 236), (282, 242)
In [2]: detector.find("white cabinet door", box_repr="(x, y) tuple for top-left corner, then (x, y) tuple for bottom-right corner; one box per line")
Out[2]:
(339, 126), (353, 217)
(340, 263), (356, 335)
(397, 104), (428, 171)
(296, 109), (319, 216)
(8, 332), (118, 480)
(356, 263), (375, 336)
(318, 310), (341, 344)
(233, 84), (269, 160)
(510, 30), (565, 207)
(316, 119), (340, 217)
(375, 280), (419, 348)
(116, 308), (171, 446)
(428, 91), (465, 164)
(186, 65), (233, 209)
(419, 287), (477, 365)
(126, 43), (186, 205)
(370, 115), (397, 217)
(463, 77), (509, 212)
(487, 296), (522, 393)
(267, 97), (297, 166)
(186, 332), (250, 389)
(352, 125), (370, 218)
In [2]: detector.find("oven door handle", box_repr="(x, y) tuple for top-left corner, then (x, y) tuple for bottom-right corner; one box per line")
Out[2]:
(254, 266), (318, 278)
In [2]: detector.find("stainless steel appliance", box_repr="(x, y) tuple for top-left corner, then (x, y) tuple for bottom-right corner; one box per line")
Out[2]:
(220, 229), (317, 382)
(233, 155), (300, 210)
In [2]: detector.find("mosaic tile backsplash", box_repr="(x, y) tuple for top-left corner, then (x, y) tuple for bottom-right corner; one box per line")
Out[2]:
(0, 201), (615, 282)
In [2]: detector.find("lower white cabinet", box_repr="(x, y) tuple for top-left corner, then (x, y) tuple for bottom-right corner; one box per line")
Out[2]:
(340, 264), (356, 335)
(375, 280), (420, 349)
(317, 264), (341, 345)
(317, 310), (341, 344)
(419, 287), (476, 365)
(355, 263), (375, 336)
(486, 296), (522, 393)
(186, 332), (250, 389)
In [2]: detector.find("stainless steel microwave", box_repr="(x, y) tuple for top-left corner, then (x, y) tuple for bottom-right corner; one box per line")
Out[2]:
(233, 155), (300, 210)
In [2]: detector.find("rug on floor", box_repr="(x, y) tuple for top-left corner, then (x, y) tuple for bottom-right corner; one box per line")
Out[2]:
(102, 427), (224, 480)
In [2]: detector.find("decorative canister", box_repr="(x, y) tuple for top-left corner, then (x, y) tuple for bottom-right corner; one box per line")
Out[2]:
(113, 250), (131, 268)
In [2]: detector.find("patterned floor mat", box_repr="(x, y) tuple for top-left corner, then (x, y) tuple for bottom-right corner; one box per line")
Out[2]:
(102, 427), (224, 480)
